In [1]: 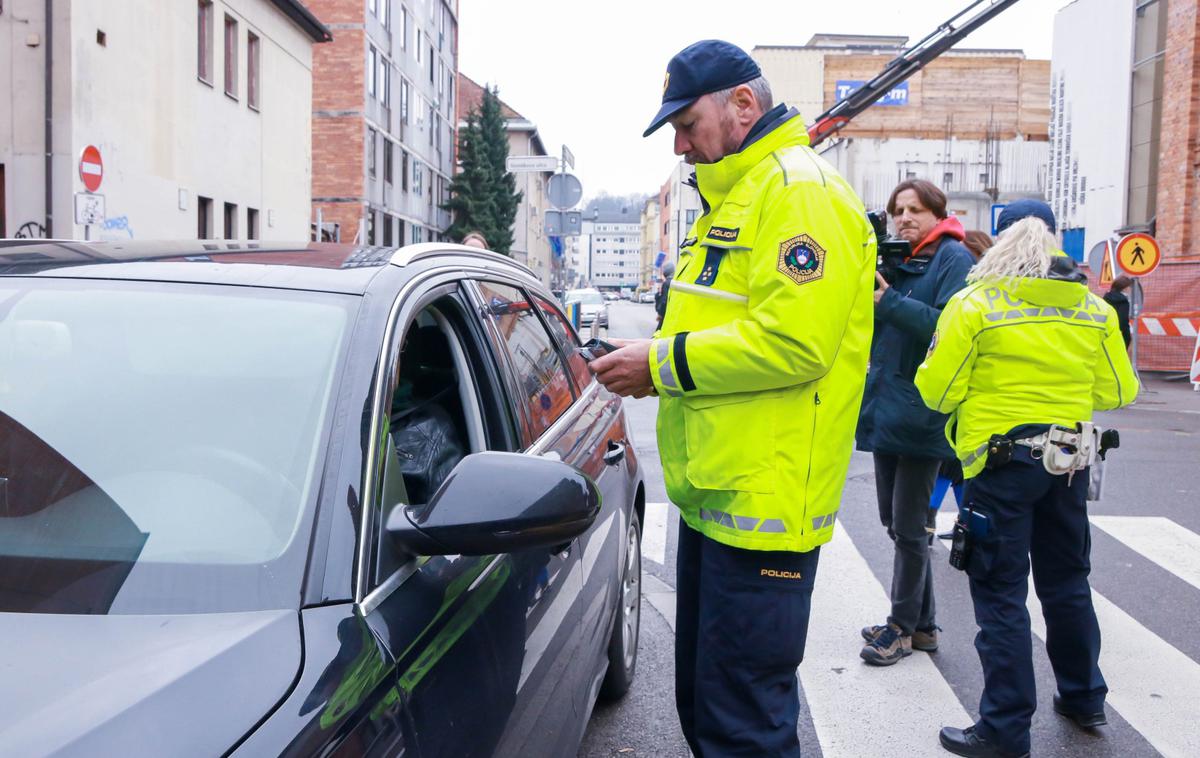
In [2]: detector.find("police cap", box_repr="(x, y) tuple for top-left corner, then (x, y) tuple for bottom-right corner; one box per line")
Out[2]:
(996, 199), (1057, 235)
(643, 40), (762, 138)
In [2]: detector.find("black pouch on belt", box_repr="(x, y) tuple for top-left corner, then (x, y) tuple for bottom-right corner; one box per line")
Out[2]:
(984, 435), (1014, 469)
(948, 517), (973, 571)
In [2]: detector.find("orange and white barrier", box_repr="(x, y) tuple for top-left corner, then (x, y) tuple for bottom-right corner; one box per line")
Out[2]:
(1137, 313), (1200, 338)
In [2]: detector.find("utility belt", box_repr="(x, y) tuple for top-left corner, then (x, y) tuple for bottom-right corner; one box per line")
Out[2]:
(984, 423), (1120, 480)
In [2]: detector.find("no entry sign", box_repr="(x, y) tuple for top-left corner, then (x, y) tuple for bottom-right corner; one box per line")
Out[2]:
(79, 145), (104, 192)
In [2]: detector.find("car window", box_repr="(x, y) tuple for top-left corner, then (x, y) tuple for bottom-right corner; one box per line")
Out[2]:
(533, 294), (592, 393)
(368, 292), (515, 588)
(0, 279), (354, 614)
(477, 282), (575, 443)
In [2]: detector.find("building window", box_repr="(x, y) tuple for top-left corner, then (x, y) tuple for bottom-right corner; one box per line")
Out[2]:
(223, 202), (237, 238)
(247, 207), (259, 240)
(247, 32), (260, 110)
(401, 150), (410, 190)
(428, 44), (435, 83)
(368, 211), (377, 245)
(368, 0), (377, 15)
(428, 103), (435, 146)
(368, 128), (377, 178)
(368, 46), (377, 98)
(224, 15), (238, 99)
(416, 30), (422, 63)
(401, 78), (410, 124)
(401, 6), (408, 49)
(412, 159), (422, 194)
(380, 0), (389, 29)
(411, 224), (422, 244)
(383, 214), (394, 246)
(384, 140), (393, 185)
(198, 1), (213, 84)
(198, 196), (213, 238)
(379, 55), (389, 107)
(438, 61), (445, 96)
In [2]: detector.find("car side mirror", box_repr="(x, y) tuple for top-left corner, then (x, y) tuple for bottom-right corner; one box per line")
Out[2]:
(385, 451), (601, 556)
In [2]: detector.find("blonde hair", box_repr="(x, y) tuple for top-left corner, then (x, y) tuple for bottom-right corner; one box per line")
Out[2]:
(966, 217), (1055, 285)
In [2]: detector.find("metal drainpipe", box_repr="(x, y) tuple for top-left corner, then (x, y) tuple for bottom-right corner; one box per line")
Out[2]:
(43, 0), (52, 237)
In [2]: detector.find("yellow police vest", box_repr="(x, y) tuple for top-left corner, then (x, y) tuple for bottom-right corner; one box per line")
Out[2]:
(648, 115), (876, 552)
(914, 264), (1138, 479)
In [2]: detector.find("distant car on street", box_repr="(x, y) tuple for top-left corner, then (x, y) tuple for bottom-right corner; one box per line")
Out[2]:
(0, 240), (643, 757)
(638, 289), (656, 304)
(564, 288), (609, 328)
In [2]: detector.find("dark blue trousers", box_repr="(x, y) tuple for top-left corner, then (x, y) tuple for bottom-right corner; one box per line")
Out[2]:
(963, 449), (1107, 754)
(675, 521), (820, 757)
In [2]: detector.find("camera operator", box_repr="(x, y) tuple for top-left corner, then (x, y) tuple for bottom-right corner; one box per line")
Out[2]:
(857, 179), (975, 665)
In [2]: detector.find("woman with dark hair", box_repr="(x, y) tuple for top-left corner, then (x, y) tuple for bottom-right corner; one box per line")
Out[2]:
(963, 230), (994, 261)
(857, 179), (976, 665)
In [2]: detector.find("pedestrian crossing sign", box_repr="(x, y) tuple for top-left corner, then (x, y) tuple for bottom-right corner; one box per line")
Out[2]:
(1115, 233), (1161, 277)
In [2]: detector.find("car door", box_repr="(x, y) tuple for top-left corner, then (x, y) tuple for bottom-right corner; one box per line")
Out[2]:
(358, 281), (585, 758)
(463, 279), (596, 756)
(528, 291), (633, 710)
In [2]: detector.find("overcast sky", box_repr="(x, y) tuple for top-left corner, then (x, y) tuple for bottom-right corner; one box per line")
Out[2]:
(458, 0), (1065, 199)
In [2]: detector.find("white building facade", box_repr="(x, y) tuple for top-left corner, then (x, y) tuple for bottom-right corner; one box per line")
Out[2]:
(0, 0), (329, 241)
(1048, 0), (1135, 259)
(588, 209), (640, 290)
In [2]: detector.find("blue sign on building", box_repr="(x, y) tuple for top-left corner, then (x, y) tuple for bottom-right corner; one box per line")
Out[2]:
(835, 80), (909, 106)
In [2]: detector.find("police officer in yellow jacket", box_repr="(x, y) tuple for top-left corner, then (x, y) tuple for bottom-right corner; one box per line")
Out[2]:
(591, 40), (875, 757)
(915, 202), (1138, 758)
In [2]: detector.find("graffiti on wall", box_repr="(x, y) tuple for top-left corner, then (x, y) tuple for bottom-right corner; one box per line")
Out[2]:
(99, 215), (134, 240)
(13, 222), (46, 239)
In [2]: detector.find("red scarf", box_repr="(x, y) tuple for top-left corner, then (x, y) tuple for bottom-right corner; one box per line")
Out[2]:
(910, 216), (966, 259)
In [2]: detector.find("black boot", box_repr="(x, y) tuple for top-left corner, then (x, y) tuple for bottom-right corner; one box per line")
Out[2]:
(1053, 693), (1107, 729)
(938, 725), (1029, 758)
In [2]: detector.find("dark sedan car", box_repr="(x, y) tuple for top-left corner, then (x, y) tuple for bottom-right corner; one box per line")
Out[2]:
(0, 240), (644, 757)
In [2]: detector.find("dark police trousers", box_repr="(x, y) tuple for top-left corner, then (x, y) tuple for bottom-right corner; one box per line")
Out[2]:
(675, 520), (820, 757)
(964, 449), (1107, 755)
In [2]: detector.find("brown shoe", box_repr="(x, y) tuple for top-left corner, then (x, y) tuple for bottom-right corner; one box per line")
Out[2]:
(860, 623), (912, 666)
(913, 625), (940, 652)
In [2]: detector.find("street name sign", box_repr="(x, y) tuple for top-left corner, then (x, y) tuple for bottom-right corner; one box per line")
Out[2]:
(506, 155), (559, 173)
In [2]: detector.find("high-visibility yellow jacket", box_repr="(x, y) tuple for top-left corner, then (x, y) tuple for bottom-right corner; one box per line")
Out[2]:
(914, 261), (1138, 479)
(648, 113), (875, 552)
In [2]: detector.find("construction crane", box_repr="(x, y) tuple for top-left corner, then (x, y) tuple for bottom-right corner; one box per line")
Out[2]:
(807, 0), (1025, 147)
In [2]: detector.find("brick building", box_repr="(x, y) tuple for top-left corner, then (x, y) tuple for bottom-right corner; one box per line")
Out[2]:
(308, 0), (457, 245)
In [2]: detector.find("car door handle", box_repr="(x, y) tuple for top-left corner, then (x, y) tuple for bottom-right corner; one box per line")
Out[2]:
(604, 441), (625, 466)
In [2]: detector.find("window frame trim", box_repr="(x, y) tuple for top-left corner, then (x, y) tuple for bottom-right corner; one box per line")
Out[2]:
(356, 268), (532, 612)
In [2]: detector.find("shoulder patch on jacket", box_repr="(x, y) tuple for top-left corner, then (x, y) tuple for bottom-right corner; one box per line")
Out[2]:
(778, 234), (826, 286)
(706, 225), (740, 242)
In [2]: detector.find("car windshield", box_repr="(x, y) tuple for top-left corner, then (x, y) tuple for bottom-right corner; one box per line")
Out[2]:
(0, 279), (355, 615)
(567, 291), (604, 306)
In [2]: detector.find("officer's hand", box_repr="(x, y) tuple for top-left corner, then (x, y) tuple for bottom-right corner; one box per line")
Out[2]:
(591, 339), (654, 398)
(873, 272), (890, 304)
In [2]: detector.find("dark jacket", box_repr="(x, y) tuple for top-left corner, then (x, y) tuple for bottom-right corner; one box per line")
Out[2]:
(655, 278), (672, 318)
(1103, 290), (1132, 348)
(856, 234), (975, 458)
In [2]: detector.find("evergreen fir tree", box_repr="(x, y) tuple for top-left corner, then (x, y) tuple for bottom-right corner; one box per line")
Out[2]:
(445, 86), (522, 255)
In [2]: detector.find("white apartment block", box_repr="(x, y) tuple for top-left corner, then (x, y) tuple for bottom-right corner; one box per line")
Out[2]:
(0, 0), (329, 241)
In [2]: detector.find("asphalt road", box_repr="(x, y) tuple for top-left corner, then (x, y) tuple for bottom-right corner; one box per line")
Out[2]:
(580, 300), (1200, 758)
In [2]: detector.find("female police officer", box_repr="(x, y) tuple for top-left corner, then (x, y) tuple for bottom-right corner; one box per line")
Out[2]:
(915, 203), (1137, 758)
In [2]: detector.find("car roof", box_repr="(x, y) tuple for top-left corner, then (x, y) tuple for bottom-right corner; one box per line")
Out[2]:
(0, 240), (539, 294)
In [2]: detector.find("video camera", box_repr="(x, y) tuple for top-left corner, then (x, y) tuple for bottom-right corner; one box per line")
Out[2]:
(867, 209), (912, 287)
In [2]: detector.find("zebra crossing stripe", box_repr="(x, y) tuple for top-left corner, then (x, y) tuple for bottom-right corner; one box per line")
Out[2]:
(1090, 515), (1200, 591)
(802, 527), (972, 757)
(641, 502), (671, 565)
(934, 510), (1200, 757)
